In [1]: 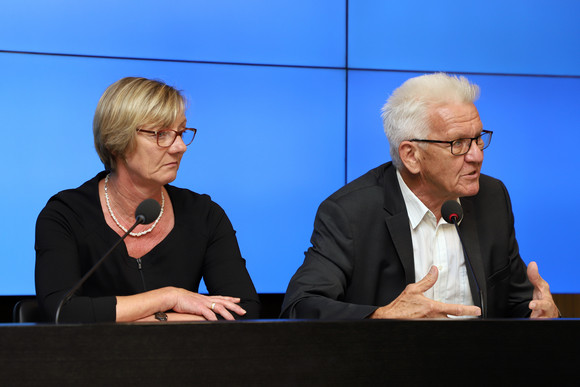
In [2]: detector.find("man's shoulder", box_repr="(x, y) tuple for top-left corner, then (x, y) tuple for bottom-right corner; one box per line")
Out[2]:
(326, 162), (394, 206)
(474, 173), (507, 196)
(462, 173), (510, 212)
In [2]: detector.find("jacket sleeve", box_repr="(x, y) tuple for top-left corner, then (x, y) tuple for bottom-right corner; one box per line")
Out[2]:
(280, 199), (377, 319)
(499, 180), (534, 318)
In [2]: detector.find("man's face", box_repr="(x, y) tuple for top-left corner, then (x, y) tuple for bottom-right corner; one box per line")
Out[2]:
(416, 103), (484, 201)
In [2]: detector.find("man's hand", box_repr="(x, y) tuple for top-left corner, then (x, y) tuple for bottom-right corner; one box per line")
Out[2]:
(370, 266), (481, 319)
(527, 261), (560, 318)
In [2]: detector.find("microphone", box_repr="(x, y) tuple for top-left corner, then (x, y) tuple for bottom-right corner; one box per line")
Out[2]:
(441, 200), (463, 224)
(54, 198), (161, 324)
(135, 199), (163, 225)
(441, 200), (486, 318)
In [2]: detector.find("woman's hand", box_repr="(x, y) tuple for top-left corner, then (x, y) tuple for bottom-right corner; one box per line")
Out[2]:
(170, 288), (247, 321)
(116, 287), (247, 322)
(135, 312), (207, 322)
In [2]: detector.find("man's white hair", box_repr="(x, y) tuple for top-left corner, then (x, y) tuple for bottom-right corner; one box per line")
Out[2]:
(381, 73), (480, 169)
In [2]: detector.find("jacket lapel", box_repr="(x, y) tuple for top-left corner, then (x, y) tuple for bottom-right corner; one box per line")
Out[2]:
(458, 197), (488, 310)
(382, 164), (415, 284)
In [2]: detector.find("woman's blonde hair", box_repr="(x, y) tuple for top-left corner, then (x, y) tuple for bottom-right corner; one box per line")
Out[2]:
(93, 77), (186, 170)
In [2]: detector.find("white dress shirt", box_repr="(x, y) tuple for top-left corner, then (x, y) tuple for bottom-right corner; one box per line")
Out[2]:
(396, 170), (474, 307)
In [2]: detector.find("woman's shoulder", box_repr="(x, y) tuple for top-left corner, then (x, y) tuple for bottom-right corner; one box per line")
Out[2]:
(166, 185), (233, 236)
(166, 184), (209, 203)
(165, 185), (226, 216)
(39, 172), (104, 219)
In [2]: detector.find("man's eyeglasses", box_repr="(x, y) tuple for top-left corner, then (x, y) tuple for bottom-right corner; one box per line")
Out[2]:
(136, 128), (197, 148)
(409, 130), (493, 156)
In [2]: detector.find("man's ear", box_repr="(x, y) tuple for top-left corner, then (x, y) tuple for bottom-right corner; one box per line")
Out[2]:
(399, 141), (421, 174)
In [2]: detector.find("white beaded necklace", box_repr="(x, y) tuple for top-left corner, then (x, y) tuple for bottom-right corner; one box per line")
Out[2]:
(104, 174), (165, 237)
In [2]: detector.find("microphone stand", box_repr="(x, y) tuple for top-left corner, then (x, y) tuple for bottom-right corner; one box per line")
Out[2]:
(54, 217), (144, 324)
(450, 217), (486, 319)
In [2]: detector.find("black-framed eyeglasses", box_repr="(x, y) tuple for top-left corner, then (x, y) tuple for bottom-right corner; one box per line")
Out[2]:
(409, 130), (493, 156)
(136, 128), (197, 148)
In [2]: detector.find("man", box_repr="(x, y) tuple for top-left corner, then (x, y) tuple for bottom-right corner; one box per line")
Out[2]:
(281, 73), (559, 319)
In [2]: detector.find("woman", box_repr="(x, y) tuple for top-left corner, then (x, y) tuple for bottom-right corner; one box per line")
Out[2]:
(35, 77), (260, 323)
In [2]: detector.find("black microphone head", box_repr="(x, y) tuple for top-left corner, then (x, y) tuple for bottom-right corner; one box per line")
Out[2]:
(135, 199), (161, 225)
(441, 200), (463, 224)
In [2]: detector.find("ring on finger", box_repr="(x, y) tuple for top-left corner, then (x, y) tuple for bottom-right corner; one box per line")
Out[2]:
(211, 302), (216, 311)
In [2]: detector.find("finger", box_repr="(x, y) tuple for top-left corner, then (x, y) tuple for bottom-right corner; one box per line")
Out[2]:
(209, 300), (247, 320)
(199, 307), (218, 321)
(527, 261), (541, 285)
(527, 261), (550, 297)
(211, 296), (241, 303)
(414, 266), (439, 293)
(529, 299), (549, 312)
(206, 296), (246, 315)
(528, 261), (548, 290)
(212, 303), (236, 321)
(529, 299), (558, 318)
(214, 300), (247, 316)
(530, 302), (547, 318)
(438, 302), (481, 317)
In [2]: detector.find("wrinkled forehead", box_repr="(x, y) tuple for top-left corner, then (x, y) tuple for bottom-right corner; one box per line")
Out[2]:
(428, 103), (482, 138)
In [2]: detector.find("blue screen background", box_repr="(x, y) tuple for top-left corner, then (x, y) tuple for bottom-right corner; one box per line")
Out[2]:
(1, 1), (578, 294)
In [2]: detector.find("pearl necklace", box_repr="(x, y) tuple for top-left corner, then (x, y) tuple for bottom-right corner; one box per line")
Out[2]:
(104, 174), (165, 237)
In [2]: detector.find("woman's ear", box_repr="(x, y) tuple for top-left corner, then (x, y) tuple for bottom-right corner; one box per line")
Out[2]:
(399, 141), (421, 174)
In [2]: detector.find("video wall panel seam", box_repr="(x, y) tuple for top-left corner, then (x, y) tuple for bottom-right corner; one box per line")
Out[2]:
(346, 66), (580, 80)
(0, 50), (348, 72)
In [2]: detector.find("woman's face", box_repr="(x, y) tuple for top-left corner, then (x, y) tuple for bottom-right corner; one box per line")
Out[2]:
(119, 113), (188, 187)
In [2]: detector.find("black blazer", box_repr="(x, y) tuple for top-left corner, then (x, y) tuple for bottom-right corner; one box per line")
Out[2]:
(280, 162), (533, 319)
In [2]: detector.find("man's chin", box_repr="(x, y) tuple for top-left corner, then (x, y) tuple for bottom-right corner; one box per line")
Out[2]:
(460, 184), (480, 198)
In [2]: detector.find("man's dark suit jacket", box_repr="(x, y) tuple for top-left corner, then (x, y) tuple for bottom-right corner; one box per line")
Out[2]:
(280, 162), (533, 319)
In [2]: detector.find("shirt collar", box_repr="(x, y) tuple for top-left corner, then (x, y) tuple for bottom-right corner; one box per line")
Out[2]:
(396, 169), (431, 230)
(396, 169), (462, 229)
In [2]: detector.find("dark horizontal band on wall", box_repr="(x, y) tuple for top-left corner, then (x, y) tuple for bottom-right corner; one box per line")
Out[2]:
(2, 293), (579, 323)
